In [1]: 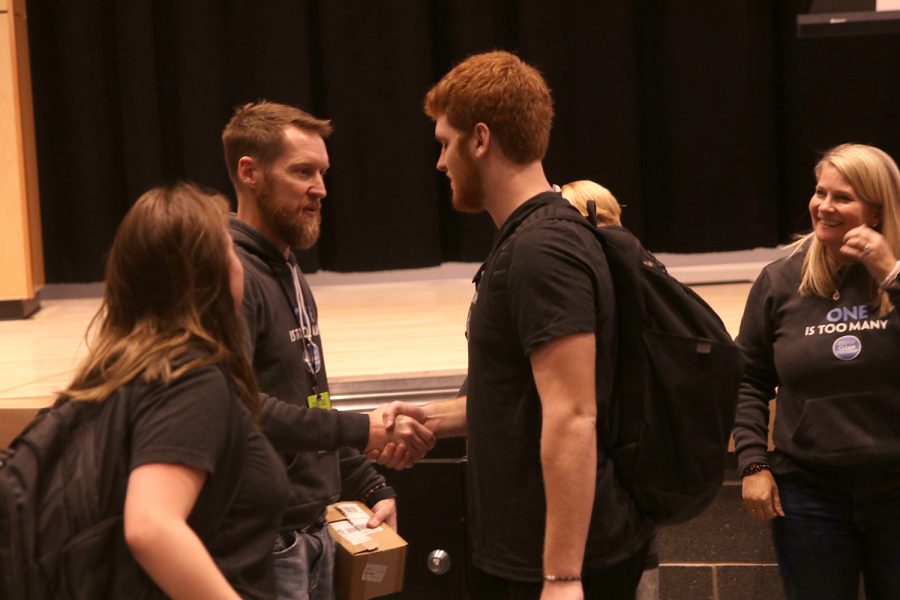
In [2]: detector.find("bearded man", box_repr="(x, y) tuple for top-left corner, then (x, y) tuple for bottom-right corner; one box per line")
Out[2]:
(222, 101), (433, 600)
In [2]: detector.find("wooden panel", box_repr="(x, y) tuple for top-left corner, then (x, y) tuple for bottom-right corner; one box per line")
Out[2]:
(0, 6), (42, 303)
(14, 8), (43, 290)
(0, 403), (42, 447)
(5, 0), (27, 17)
(0, 12), (30, 300)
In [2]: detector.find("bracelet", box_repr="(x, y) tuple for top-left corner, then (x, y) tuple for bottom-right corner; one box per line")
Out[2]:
(742, 463), (771, 477)
(361, 482), (387, 504)
(543, 574), (582, 583)
(879, 260), (900, 290)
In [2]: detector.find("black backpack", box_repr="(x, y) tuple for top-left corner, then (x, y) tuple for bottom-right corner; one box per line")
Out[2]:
(0, 393), (164, 600)
(502, 201), (742, 525)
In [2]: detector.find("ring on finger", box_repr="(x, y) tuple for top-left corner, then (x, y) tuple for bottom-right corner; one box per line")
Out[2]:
(863, 243), (871, 254)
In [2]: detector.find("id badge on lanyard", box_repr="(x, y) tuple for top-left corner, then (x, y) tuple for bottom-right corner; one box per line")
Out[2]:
(289, 262), (329, 409)
(307, 391), (331, 410)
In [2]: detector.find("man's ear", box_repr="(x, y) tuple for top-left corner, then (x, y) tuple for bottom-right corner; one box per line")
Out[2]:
(237, 156), (260, 188)
(471, 122), (490, 158)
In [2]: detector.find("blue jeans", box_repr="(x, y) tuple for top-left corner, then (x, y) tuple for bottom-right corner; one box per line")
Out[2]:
(772, 478), (900, 600)
(272, 520), (335, 600)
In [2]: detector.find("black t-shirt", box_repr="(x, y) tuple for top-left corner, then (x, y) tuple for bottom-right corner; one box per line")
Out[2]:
(128, 363), (288, 599)
(465, 193), (652, 581)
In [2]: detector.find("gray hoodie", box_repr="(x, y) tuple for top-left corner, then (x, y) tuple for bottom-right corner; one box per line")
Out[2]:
(230, 217), (392, 530)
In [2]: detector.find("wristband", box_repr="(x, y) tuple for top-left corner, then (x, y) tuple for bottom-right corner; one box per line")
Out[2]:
(543, 574), (582, 583)
(879, 260), (900, 290)
(361, 482), (396, 508)
(742, 463), (771, 477)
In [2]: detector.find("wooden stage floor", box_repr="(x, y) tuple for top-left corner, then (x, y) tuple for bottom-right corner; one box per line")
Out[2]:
(0, 265), (753, 444)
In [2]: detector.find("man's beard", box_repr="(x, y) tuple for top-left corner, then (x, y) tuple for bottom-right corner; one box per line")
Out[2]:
(257, 182), (321, 250)
(451, 141), (484, 214)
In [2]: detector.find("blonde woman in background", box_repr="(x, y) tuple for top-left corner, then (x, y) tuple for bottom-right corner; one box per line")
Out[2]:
(560, 179), (623, 226)
(561, 179), (660, 600)
(734, 144), (900, 599)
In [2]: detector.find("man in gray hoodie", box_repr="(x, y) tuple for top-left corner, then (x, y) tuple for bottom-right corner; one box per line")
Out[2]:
(222, 100), (433, 600)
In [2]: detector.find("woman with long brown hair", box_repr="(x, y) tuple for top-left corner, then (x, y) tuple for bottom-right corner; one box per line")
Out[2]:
(65, 182), (287, 599)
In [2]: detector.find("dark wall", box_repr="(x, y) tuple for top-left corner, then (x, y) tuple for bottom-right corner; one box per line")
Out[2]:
(26, 0), (900, 282)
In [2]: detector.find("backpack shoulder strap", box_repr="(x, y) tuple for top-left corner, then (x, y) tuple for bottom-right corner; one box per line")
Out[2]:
(515, 203), (645, 262)
(512, 209), (658, 438)
(515, 207), (655, 307)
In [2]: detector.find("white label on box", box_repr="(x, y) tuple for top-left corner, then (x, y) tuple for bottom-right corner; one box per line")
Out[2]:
(361, 563), (389, 583)
(331, 520), (374, 547)
(335, 502), (371, 528)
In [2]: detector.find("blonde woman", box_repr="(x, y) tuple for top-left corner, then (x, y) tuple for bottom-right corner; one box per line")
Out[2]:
(733, 144), (900, 599)
(561, 178), (659, 600)
(65, 183), (287, 599)
(560, 179), (622, 226)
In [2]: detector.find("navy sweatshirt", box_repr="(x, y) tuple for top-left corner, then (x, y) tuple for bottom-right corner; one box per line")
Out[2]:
(733, 248), (900, 491)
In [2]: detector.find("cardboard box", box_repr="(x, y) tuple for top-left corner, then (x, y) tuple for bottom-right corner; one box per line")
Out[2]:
(326, 501), (407, 600)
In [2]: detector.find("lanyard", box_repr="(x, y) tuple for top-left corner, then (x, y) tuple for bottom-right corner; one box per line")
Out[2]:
(287, 259), (322, 378)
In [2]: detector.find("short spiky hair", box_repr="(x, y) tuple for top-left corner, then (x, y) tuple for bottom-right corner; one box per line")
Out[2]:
(222, 100), (332, 183)
(424, 51), (554, 164)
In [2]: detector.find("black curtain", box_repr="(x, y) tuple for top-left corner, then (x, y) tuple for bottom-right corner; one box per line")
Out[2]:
(26, 0), (900, 282)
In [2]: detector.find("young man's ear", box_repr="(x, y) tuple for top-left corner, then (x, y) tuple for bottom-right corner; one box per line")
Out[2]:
(471, 122), (491, 158)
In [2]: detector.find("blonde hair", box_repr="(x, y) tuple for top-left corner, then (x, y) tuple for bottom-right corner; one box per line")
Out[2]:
(66, 183), (260, 420)
(560, 179), (622, 226)
(795, 143), (900, 316)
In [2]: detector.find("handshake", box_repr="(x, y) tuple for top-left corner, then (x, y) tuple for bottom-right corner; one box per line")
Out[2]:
(364, 401), (437, 469)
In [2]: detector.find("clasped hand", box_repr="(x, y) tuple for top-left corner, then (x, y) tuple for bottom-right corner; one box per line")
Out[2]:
(365, 402), (435, 469)
(841, 224), (898, 281)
